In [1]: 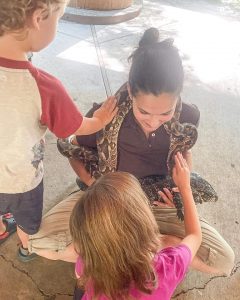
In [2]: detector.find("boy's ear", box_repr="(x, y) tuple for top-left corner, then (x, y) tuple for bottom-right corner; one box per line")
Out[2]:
(31, 8), (48, 30)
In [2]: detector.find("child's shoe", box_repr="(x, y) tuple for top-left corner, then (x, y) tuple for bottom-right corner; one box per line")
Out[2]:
(0, 213), (17, 245)
(18, 246), (38, 262)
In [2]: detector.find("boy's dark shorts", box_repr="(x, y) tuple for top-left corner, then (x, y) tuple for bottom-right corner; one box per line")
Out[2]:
(0, 181), (43, 235)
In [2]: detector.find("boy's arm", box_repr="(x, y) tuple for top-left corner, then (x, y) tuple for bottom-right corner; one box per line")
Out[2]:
(74, 96), (117, 135)
(173, 152), (202, 260)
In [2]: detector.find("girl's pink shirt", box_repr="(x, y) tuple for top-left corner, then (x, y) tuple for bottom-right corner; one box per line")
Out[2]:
(75, 245), (191, 300)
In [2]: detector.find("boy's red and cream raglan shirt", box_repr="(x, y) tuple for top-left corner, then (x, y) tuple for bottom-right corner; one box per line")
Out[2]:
(0, 57), (83, 194)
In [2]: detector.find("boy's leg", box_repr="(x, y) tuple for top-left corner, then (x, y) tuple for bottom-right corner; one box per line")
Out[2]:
(12, 180), (44, 261)
(28, 190), (84, 259)
(17, 226), (29, 249)
(152, 206), (235, 276)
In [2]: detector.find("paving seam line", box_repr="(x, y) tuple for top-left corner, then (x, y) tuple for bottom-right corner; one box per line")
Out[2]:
(91, 25), (112, 98)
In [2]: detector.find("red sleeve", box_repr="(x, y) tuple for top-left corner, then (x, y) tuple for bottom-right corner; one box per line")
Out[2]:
(30, 68), (83, 138)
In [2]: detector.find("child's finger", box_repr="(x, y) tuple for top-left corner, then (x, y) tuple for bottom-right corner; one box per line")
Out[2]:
(111, 106), (118, 117)
(177, 152), (185, 168)
(105, 95), (115, 103)
(178, 153), (189, 169)
(182, 157), (188, 168)
(102, 96), (117, 109)
(101, 97), (113, 110)
(174, 153), (182, 170)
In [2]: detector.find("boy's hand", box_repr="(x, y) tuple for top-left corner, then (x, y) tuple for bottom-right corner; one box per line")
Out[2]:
(93, 96), (118, 126)
(172, 152), (191, 192)
(73, 97), (117, 135)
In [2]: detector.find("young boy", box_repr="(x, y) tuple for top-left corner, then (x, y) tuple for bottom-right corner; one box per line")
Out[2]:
(0, 0), (117, 261)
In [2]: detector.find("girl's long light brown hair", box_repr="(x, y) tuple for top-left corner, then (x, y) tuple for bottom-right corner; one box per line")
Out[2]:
(70, 172), (160, 300)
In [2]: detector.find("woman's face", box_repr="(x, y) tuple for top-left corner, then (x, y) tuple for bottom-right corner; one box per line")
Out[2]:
(131, 90), (178, 134)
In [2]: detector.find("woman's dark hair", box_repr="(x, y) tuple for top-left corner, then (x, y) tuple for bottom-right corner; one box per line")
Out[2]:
(128, 28), (184, 97)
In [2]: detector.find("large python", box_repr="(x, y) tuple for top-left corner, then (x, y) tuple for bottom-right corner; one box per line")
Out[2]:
(58, 83), (218, 220)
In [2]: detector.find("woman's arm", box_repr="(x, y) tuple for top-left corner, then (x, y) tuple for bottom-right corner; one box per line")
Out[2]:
(69, 158), (95, 186)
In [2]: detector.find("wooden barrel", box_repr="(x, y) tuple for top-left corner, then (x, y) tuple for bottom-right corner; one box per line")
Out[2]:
(68, 0), (133, 10)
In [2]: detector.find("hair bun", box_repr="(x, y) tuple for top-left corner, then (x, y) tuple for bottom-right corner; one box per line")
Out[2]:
(139, 27), (160, 47)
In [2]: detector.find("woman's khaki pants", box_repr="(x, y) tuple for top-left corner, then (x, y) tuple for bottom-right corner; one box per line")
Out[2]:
(29, 190), (234, 275)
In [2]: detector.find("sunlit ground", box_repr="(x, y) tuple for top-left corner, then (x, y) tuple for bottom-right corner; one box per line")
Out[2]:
(57, 2), (240, 93)
(58, 39), (126, 73)
(168, 6), (240, 85)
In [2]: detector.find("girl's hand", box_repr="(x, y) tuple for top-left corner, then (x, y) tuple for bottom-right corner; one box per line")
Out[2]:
(172, 152), (191, 192)
(93, 96), (118, 126)
(153, 188), (176, 208)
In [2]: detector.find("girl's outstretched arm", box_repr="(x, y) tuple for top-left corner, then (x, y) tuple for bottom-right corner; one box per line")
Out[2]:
(172, 152), (202, 260)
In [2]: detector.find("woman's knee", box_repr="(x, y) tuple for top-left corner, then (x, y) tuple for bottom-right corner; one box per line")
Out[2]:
(198, 238), (235, 276)
(219, 243), (235, 276)
(199, 218), (235, 275)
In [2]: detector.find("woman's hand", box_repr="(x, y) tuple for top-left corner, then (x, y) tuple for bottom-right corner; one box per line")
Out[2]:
(153, 188), (176, 208)
(172, 152), (191, 192)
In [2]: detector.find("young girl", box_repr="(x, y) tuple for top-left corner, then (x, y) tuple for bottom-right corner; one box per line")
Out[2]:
(69, 152), (202, 300)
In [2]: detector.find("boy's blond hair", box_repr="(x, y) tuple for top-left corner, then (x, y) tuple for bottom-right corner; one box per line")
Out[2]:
(0, 0), (63, 36)
(70, 172), (160, 300)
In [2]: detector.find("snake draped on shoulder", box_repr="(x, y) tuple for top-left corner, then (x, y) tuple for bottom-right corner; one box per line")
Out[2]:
(57, 83), (218, 220)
